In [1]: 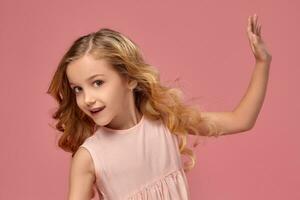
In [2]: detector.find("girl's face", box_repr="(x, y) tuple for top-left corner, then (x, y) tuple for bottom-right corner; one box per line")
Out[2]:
(66, 55), (139, 129)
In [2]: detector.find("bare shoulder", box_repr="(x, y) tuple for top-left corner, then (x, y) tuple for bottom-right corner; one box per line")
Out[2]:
(68, 147), (96, 200)
(71, 147), (96, 175)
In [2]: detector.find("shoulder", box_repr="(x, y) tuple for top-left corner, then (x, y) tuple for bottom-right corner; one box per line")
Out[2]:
(68, 147), (97, 199)
(71, 146), (96, 176)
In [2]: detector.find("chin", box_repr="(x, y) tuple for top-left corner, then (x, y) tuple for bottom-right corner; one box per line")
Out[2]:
(94, 115), (112, 127)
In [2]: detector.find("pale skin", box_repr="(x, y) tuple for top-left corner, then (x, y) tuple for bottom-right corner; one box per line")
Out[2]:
(67, 14), (272, 199)
(67, 57), (140, 200)
(197, 14), (272, 136)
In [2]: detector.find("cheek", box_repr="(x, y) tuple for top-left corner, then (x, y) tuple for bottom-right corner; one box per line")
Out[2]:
(107, 85), (127, 106)
(75, 97), (86, 112)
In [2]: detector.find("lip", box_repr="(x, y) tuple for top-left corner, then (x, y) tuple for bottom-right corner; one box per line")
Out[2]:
(90, 106), (105, 115)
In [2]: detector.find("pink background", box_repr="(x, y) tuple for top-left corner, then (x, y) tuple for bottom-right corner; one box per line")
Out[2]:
(1, 0), (299, 199)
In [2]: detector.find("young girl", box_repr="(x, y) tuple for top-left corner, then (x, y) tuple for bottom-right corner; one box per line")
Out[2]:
(47, 14), (271, 200)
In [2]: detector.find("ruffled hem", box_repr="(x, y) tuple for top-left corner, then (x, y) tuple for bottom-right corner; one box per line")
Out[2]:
(126, 168), (190, 200)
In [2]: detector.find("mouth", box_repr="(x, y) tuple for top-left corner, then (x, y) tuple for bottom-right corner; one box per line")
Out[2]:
(90, 106), (105, 116)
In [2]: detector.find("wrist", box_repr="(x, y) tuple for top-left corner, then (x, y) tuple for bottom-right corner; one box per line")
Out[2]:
(256, 55), (272, 65)
(255, 60), (271, 66)
(255, 59), (271, 72)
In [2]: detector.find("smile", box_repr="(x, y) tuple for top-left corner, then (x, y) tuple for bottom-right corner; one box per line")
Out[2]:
(90, 106), (105, 115)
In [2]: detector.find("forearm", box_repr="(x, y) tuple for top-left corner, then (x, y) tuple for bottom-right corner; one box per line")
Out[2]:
(233, 60), (271, 129)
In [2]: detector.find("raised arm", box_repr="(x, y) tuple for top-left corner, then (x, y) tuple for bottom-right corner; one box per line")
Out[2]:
(198, 14), (272, 136)
(68, 147), (96, 200)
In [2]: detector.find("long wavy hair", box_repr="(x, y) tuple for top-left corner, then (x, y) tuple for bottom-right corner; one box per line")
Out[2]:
(47, 28), (221, 174)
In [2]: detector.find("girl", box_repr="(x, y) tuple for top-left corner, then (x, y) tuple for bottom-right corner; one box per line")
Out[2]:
(47, 14), (271, 200)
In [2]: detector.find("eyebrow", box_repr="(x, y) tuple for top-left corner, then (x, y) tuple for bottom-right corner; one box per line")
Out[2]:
(69, 74), (105, 86)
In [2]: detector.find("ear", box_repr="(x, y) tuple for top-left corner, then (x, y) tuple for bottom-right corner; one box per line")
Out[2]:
(127, 79), (138, 90)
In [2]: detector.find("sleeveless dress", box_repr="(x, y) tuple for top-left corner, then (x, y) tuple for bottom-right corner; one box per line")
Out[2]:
(79, 114), (191, 200)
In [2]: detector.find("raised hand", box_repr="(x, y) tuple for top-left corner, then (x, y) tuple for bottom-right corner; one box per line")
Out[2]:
(247, 14), (272, 63)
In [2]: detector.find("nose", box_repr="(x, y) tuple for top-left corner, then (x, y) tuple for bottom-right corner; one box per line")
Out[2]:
(84, 93), (96, 106)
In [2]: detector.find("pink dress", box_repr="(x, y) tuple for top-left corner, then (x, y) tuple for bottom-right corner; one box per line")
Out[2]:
(79, 114), (191, 200)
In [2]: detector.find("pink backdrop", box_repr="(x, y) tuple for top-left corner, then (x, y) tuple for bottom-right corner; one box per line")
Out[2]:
(1, 0), (299, 199)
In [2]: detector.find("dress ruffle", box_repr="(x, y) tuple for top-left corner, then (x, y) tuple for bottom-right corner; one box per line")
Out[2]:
(126, 168), (189, 200)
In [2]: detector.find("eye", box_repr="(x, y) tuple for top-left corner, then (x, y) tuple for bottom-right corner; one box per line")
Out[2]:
(94, 80), (104, 86)
(72, 87), (81, 94)
(71, 80), (104, 94)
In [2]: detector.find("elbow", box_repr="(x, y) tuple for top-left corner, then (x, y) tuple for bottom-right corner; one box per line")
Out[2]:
(233, 112), (255, 133)
(243, 120), (255, 131)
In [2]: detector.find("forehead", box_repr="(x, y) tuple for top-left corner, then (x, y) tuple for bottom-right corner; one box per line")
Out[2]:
(66, 55), (117, 83)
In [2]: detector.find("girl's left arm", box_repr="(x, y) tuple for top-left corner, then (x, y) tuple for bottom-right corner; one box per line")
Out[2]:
(200, 14), (272, 136)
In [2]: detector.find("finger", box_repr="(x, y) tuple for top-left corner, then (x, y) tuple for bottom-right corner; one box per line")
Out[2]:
(254, 14), (258, 34)
(256, 23), (260, 36)
(247, 16), (252, 35)
(250, 15), (255, 34)
(258, 24), (262, 37)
